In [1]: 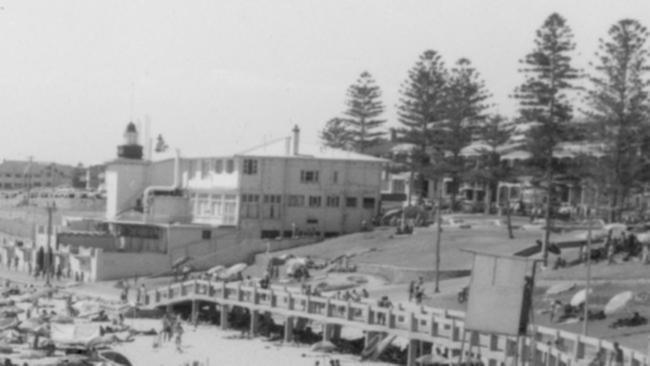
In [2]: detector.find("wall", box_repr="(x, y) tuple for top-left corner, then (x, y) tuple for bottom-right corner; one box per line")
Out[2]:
(57, 232), (116, 251)
(95, 250), (170, 280)
(105, 161), (148, 219)
(238, 156), (383, 234)
(149, 196), (191, 223)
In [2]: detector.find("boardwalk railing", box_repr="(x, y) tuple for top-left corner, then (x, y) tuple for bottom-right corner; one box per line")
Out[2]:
(145, 280), (648, 366)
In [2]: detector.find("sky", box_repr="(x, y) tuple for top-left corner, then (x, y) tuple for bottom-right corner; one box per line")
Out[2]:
(0, 0), (648, 165)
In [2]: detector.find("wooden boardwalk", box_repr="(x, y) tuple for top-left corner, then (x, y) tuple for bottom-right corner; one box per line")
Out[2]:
(144, 280), (648, 366)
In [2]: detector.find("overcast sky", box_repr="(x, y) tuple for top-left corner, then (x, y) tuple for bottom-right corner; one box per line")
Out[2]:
(0, 0), (648, 165)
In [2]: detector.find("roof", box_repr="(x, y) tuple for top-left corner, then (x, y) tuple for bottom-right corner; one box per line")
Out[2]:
(237, 138), (388, 163)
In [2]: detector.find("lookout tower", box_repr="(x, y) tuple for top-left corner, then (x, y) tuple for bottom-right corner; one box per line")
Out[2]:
(117, 122), (143, 160)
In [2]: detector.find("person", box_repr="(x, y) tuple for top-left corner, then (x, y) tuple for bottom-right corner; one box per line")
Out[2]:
(610, 342), (623, 366)
(608, 243), (616, 265)
(415, 287), (424, 305)
(642, 244), (650, 265)
(550, 300), (561, 323)
(162, 315), (171, 342)
(174, 320), (184, 352)
(408, 281), (415, 302)
(362, 288), (369, 298)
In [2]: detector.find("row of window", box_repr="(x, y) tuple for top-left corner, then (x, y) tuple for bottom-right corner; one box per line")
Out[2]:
(1, 182), (55, 189)
(241, 194), (375, 209)
(187, 159), (236, 178)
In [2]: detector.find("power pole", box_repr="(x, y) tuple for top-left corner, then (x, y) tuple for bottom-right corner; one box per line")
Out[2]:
(44, 202), (55, 286)
(434, 178), (443, 293)
(582, 208), (593, 336)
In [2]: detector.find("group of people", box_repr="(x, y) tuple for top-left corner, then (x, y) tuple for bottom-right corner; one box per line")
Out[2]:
(408, 277), (425, 304)
(154, 312), (184, 352)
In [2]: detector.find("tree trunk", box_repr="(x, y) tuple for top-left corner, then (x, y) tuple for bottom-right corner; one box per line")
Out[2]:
(484, 182), (491, 215)
(543, 168), (553, 266)
(506, 205), (514, 239)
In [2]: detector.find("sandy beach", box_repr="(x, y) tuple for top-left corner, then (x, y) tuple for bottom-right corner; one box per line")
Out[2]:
(113, 319), (394, 366)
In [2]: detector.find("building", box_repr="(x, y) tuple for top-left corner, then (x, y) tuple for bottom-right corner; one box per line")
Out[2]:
(9, 122), (387, 281)
(0, 160), (75, 191)
(106, 123), (386, 237)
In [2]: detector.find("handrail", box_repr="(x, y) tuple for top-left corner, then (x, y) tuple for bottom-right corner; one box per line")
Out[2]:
(144, 279), (648, 366)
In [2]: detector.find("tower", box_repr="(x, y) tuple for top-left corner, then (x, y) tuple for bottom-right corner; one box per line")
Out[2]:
(117, 122), (143, 160)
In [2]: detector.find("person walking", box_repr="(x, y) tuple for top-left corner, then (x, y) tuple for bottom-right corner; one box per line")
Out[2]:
(610, 342), (624, 366)
(174, 320), (184, 352)
(408, 281), (415, 302)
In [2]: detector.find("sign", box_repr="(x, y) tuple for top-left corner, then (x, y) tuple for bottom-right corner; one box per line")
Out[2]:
(464, 253), (533, 336)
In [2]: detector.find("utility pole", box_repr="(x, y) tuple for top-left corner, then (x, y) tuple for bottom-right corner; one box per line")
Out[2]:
(434, 178), (443, 293)
(44, 202), (55, 286)
(582, 207), (593, 336)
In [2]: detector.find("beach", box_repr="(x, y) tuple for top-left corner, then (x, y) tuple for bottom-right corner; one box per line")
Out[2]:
(113, 319), (394, 366)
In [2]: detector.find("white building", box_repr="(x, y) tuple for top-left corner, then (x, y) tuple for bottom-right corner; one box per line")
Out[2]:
(106, 124), (386, 238)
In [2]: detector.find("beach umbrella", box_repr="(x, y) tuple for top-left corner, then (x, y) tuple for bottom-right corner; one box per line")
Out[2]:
(416, 353), (449, 365)
(98, 350), (133, 366)
(207, 265), (225, 275)
(570, 288), (593, 307)
(49, 314), (74, 324)
(73, 300), (101, 316)
(172, 256), (192, 268)
(311, 340), (337, 353)
(223, 263), (247, 278)
(605, 291), (635, 315)
(546, 283), (576, 296)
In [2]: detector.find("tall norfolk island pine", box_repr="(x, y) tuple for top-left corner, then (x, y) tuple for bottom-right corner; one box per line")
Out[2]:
(514, 13), (580, 264)
(585, 19), (650, 221)
(397, 50), (449, 197)
(344, 71), (387, 153)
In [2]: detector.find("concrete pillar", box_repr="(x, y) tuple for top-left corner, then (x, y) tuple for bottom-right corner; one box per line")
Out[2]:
(191, 300), (198, 325)
(407, 339), (418, 366)
(220, 305), (229, 329)
(284, 317), (294, 343)
(322, 323), (341, 341)
(250, 309), (259, 335)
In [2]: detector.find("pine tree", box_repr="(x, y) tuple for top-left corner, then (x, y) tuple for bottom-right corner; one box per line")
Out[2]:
(397, 50), (449, 198)
(443, 58), (491, 210)
(343, 71), (387, 153)
(474, 116), (516, 237)
(514, 13), (580, 264)
(319, 118), (354, 150)
(585, 19), (650, 221)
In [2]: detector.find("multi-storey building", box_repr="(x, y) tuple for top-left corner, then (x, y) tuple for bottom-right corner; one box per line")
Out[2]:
(0, 160), (75, 190)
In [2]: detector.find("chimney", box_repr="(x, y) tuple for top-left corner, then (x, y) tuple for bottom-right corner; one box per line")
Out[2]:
(292, 125), (300, 155)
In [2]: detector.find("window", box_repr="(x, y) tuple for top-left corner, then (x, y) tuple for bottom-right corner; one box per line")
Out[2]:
(241, 194), (260, 218)
(263, 194), (281, 204)
(288, 195), (304, 207)
(309, 196), (321, 207)
(326, 196), (340, 207)
(188, 160), (196, 178)
(393, 180), (406, 194)
(225, 159), (235, 174)
(201, 160), (210, 179)
(243, 159), (258, 175)
(332, 171), (339, 184)
(202, 230), (212, 240)
(363, 197), (376, 209)
(241, 194), (259, 203)
(223, 195), (237, 225)
(300, 170), (319, 183)
(345, 197), (357, 208)
(215, 159), (223, 173)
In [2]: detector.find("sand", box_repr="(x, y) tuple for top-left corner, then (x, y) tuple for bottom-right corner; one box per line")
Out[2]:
(113, 319), (394, 366)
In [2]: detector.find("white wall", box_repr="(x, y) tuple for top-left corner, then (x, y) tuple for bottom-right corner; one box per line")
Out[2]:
(105, 162), (148, 219)
(95, 250), (169, 280)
